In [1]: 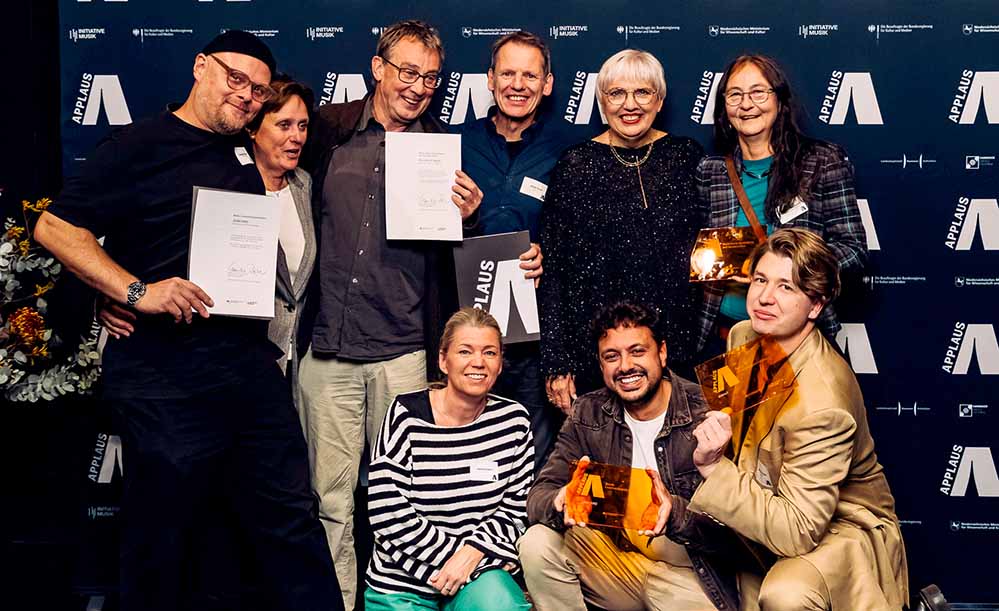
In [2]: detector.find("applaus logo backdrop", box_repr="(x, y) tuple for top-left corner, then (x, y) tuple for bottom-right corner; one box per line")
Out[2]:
(61, 0), (999, 603)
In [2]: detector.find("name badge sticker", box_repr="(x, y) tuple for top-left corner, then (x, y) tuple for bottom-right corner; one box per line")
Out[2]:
(520, 176), (548, 202)
(754, 461), (774, 490)
(469, 460), (500, 482)
(778, 197), (808, 224)
(234, 146), (253, 166)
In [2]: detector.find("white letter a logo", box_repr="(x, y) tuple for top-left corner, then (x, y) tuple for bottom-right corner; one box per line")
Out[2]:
(83, 75), (132, 125)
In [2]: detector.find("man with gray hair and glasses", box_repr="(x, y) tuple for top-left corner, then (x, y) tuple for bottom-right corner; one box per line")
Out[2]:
(298, 19), (483, 609)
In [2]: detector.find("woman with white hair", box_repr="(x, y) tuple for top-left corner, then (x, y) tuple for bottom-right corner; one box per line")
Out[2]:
(540, 49), (704, 412)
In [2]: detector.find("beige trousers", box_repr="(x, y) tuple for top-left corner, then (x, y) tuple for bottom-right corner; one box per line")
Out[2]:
(751, 557), (830, 611)
(518, 524), (716, 611)
(298, 348), (427, 611)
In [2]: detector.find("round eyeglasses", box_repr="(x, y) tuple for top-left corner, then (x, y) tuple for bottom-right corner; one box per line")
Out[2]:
(209, 54), (276, 103)
(724, 88), (774, 107)
(380, 56), (443, 89)
(604, 87), (658, 107)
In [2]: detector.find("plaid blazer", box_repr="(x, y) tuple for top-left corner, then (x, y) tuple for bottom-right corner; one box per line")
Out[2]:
(694, 141), (868, 353)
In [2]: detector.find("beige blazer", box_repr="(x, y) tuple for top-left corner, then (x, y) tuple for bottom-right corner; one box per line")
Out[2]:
(689, 321), (908, 610)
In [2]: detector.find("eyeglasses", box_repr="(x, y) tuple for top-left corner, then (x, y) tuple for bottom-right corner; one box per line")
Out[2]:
(724, 88), (774, 106)
(604, 87), (658, 107)
(380, 57), (442, 89)
(209, 54), (276, 103)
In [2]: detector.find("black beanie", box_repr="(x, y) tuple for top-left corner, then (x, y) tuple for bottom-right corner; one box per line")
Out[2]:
(202, 30), (277, 75)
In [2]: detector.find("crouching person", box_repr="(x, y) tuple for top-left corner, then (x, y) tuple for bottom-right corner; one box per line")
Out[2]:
(519, 302), (745, 611)
(688, 228), (908, 610)
(364, 307), (534, 610)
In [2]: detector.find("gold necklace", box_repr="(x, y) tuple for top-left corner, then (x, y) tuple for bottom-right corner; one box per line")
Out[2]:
(608, 136), (654, 209)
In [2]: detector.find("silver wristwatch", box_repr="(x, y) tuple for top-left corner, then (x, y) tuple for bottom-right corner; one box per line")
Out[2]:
(126, 280), (147, 306)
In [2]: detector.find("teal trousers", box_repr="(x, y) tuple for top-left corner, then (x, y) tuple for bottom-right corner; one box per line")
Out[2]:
(364, 569), (531, 611)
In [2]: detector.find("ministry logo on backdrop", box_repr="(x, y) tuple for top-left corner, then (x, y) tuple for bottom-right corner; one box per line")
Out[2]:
(438, 73), (493, 126)
(945, 197), (999, 250)
(458, 26), (519, 38)
(549, 25), (588, 39)
(835, 323), (878, 374)
(317, 72), (367, 106)
(306, 26), (344, 41)
(564, 71), (606, 125)
(220, 27), (278, 38)
(689, 70), (723, 125)
(68, 28), (107, 43)
(131, 28), (193, 43)
(706, 24), (770, 37)
(818, 71), (883, 125)
(70, 73), (132, 126)
(940, 445), (999, 497)
(961, 23), (999, 35)
(616, 25), (681, 43)
(942, 323), (999, 375)
(949, 71), (999, 124)
(798, 24), (839, 39)
(866, 23), (933, 41)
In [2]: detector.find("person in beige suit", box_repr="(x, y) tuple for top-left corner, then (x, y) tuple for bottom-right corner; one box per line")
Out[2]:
(688, 228), (908, 611)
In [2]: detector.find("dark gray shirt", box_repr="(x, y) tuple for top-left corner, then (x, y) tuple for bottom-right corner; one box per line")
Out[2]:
(312, 98), (428, 361)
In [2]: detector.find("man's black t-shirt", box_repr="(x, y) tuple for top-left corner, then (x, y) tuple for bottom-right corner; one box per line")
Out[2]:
(51, 109), (280, 398)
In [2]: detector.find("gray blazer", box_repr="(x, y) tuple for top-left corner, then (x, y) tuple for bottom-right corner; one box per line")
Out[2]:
(267, 167), (317, 377)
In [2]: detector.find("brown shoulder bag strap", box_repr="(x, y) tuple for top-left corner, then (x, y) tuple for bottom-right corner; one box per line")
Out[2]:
(725, 156), (767, 243)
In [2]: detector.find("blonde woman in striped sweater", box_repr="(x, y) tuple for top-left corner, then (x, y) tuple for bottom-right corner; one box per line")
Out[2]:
(364, 307), (533, 611)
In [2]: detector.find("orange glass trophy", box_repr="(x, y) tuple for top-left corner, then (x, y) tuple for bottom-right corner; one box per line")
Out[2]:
(694, 335), (796, 455)
(566, 459), (663, 531)
(689, 226), (758, 282)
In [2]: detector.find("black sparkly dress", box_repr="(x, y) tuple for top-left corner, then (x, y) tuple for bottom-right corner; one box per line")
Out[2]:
(538, 135), (706, 394)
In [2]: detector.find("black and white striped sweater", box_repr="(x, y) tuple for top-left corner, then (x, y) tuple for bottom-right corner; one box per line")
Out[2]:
(365, 389), (534, 597)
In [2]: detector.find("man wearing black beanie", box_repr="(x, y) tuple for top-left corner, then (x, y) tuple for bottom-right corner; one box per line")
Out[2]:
(35, 31), (343, 611)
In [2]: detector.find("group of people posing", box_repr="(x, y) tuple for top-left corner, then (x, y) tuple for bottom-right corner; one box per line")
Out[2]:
(35, 19), (906, 611)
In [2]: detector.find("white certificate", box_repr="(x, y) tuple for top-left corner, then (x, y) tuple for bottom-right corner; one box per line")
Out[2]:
(385, 131), (462, 241)
(188, 186), (279, 319)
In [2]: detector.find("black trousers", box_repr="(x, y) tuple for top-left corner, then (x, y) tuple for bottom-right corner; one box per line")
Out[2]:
(111, 361), (343, 611)
(493, 342), (564, 473)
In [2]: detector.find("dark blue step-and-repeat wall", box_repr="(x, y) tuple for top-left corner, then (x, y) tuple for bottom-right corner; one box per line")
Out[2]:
(59, 0), (999, 605)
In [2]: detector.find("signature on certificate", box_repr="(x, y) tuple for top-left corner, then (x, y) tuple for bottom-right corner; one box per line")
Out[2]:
(226, 260), (266, 279)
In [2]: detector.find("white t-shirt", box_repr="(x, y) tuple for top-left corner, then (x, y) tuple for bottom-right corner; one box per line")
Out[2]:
(269, 185), (305, 287)
(624, 408), (667, 469)
(622, 407), (692, 567)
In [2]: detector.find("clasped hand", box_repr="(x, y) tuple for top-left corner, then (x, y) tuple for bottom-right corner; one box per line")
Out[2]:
(692, 409), (733, 479)
(428, 544), (484, 597)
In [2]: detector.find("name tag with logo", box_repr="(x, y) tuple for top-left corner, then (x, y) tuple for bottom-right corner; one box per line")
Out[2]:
(755, 461), (774, 490)
(778, 197), (808, 224)
(234, 146), (253, 166)
(520, 176), (548, 202)
(469, 460), (500, 482)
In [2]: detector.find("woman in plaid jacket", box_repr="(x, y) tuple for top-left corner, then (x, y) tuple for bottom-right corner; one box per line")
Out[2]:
(695, 54), (869, 356)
